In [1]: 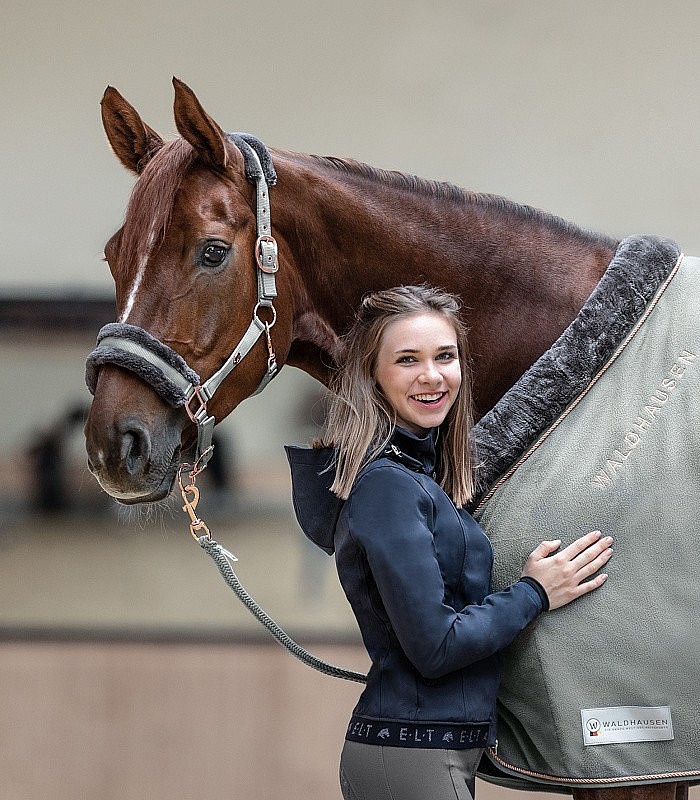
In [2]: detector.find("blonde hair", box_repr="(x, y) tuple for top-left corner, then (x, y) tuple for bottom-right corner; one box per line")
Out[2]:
(324, 285), (474, 507)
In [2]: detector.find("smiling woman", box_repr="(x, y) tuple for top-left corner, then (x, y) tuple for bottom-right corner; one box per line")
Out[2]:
(285, 285), (613, 800)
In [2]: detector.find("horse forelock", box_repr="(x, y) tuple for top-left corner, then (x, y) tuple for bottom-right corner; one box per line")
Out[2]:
(114, 139), (196, 321)
(116, 139), (195, 277)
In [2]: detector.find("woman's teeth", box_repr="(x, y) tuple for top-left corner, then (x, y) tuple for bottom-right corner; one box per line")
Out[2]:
(412, 392), (444, 404)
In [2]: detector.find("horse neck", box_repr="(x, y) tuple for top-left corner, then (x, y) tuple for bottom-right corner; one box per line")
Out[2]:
(271, 152), (617, 413)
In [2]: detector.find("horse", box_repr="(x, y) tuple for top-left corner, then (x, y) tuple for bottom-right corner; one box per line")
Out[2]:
(84, 78), (694, 800)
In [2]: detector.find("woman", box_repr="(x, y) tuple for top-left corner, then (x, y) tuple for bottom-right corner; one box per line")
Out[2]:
(286, 285), (613, 800)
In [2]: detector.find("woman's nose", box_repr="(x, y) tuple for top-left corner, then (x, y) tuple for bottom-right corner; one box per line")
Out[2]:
(419, 361), (441, 382)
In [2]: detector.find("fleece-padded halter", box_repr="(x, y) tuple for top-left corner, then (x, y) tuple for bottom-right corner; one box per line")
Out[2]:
(85, 136), (279, 467)
(85, 322), (201, 407)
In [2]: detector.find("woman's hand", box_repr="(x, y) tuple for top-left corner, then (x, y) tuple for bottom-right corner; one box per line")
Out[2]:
(522, 531), (613, 611)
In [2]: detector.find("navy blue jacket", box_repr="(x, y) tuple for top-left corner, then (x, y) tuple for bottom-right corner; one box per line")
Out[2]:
(285, 427), (544, 749)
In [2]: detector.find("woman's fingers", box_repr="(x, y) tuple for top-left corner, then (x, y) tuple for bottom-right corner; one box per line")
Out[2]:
(573, 570), (609, 598)
(571, 535), (614, 571)
(530, 539), (562, 560)
(522, 531), (614, 610)
(558, 530), (603, 560)
(575, 545), (613, 580)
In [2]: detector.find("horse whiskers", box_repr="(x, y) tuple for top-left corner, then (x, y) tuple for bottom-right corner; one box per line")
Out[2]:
(115, 493), (179, 530)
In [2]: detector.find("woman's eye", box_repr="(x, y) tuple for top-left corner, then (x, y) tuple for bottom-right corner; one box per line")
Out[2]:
(201, 243), (230, 268)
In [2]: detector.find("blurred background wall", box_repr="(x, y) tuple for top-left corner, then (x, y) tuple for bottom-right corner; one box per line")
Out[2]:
(2, 1), (699, 798)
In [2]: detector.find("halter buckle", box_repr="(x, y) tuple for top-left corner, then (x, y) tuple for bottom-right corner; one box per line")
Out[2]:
(256, 235), (279, 274)
(185, 385), (208, 423)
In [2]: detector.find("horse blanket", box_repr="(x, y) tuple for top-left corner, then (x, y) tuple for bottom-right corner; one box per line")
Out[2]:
(469, 235), (700, 792)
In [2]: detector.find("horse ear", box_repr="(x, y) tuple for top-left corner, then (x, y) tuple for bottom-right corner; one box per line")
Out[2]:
(172, 77), (229, 170)
(100, 86), (164, 174)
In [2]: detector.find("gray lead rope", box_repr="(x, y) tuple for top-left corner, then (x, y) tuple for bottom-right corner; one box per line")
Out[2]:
(198, 536), (367, 683)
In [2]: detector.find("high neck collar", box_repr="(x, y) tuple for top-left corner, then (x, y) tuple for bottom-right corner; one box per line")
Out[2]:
(388, 426), (438, 474)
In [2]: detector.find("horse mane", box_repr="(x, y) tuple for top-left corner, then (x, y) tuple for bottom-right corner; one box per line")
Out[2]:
(118, 138), (196, 278)
(116, 139), (615, 279)
(307, 154), (616, 249)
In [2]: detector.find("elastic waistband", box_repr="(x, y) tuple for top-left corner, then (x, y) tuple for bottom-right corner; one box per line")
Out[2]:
(345, 715), (490, 749)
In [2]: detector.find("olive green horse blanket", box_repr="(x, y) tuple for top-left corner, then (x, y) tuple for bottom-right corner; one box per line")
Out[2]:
(469, 235), (699, 792)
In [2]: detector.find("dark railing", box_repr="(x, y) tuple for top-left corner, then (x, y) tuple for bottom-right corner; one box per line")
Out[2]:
(0, 297), (115, 333)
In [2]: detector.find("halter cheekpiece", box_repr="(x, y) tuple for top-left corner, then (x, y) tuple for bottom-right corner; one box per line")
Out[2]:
(85, 133), (280, 467)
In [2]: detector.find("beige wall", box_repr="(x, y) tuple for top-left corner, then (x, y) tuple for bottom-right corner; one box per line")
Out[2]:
(3, 0), (700, 296)
(0, 641), (366, 800)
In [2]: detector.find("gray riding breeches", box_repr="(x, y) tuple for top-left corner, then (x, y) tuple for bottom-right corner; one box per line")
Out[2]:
(339, 740), (484, 800)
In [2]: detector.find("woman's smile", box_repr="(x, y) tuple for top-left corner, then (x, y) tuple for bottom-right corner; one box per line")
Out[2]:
(411, 391), (447, 405)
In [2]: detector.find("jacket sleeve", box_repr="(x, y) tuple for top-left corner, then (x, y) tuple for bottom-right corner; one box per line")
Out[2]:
(347, 465), (543, 680)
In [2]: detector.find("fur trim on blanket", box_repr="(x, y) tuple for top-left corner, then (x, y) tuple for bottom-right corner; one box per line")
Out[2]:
(469, 234), (682, 503)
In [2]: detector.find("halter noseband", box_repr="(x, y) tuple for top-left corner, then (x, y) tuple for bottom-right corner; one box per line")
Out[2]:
(85, 135), (279, 468)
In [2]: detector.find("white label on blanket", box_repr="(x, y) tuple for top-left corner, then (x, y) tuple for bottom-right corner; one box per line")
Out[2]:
(581, 706), (674, 746)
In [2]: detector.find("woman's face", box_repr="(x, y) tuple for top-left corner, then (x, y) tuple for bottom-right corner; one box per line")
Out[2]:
(374, 312), (462, 435)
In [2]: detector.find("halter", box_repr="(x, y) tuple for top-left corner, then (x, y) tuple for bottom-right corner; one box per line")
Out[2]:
(85, 134), (280, 468)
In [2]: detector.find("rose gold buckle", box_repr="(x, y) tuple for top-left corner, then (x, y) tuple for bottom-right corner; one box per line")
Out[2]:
(256, 235), (279, 274)
(185, 385), (208, 423)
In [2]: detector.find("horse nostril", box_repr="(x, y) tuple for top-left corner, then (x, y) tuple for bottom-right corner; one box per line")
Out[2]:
(117, 418), (152, 476)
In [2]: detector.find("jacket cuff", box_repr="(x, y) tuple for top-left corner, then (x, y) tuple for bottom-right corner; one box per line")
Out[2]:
(518, 577), (550, 612)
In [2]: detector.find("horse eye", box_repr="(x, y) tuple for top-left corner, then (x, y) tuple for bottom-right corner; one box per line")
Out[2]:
(201, 243), (230, 268)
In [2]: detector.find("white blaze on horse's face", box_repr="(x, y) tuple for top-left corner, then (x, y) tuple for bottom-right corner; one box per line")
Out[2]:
(118, 224), (157, 323)
(374, 312), (462, 435)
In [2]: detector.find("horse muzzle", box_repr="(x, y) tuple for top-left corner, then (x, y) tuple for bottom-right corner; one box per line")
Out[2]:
(84, 363), (186, 503)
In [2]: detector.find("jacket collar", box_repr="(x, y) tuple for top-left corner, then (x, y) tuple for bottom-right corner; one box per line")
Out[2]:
(383, 426), (437, 474)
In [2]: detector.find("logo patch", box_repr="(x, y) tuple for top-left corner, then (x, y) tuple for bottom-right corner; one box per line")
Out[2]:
(581, 706), (674, 746)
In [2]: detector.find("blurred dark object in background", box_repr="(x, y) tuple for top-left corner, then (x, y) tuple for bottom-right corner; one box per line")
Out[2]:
(28, 405), (88, 513)
(0, 298), (115, 334)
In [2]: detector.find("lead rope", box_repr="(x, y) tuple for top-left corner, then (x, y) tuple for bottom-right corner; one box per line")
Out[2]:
(177, 454), (367, 684)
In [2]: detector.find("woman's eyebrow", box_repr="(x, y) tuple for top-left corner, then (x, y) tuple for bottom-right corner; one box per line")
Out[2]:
(393, 344), (457, 354)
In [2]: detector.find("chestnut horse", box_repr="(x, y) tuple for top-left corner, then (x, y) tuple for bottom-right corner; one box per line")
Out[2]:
(84, 79), (689, 800)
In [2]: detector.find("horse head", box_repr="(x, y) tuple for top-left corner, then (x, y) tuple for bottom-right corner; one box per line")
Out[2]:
(85, 79), (294, 503)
